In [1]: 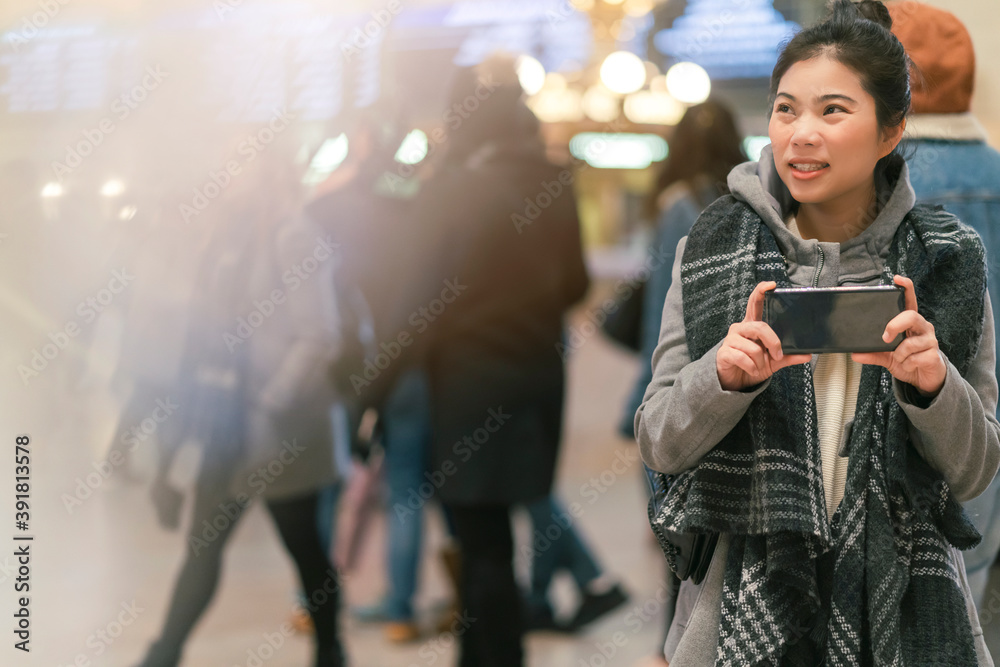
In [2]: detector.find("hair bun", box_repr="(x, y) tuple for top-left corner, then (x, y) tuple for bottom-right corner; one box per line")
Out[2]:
(853, 0), (893, 30)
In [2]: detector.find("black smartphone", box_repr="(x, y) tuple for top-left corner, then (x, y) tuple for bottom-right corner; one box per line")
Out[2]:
(762, 285), (905, 354)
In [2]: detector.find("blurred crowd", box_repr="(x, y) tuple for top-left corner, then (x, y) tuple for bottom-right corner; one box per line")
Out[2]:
(5, 2), (1000, 664)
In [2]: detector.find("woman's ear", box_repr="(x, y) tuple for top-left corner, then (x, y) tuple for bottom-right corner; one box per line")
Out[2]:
(879, 118), (906, 159)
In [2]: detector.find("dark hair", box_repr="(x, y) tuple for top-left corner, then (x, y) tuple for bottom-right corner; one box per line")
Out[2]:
(769, 0), (910, 180)
(646, 99), (747, 218)
(445, 65), (539, 163)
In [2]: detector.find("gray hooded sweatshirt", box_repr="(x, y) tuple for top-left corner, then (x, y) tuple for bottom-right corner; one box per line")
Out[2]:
(635, 148), (1000, 666)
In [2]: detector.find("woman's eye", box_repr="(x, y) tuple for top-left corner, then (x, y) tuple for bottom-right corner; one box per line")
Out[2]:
(776, 103), (792, 114)
(824, 105), (845, 115)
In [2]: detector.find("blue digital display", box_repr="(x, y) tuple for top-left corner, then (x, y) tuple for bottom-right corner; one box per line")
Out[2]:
(652, 0), (800, 80)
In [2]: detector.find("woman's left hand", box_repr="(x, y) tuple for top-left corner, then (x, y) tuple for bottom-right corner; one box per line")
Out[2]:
(852, 275), (947, 398)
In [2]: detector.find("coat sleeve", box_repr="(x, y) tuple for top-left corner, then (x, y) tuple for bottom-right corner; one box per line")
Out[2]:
(634, 236), (770, 475)
(892, 293), (1000, 501)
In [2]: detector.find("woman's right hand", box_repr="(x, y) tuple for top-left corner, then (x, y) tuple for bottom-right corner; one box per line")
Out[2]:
(716, 281), (811, 391)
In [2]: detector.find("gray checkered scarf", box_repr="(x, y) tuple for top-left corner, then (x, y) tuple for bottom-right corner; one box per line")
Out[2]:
(663, 196), (987, 666)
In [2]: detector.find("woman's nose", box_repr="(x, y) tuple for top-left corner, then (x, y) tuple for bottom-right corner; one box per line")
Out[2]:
(791, 117), (821, 147)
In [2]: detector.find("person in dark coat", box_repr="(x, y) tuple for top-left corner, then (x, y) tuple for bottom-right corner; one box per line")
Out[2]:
(402, 60), (590, 666)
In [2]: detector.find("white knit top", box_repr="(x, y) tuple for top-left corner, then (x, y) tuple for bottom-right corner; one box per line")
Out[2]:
(786, 216), (862, 519)
(813, 353), (862, 519)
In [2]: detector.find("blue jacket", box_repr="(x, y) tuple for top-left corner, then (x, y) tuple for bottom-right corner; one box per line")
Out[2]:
(905, 113), (1000, 595)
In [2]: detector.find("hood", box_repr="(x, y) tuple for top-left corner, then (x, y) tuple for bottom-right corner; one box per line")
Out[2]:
(724, 145), (916, 286)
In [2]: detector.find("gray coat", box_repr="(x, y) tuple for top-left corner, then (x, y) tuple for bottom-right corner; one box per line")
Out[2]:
(234, 214), (342, 501)
(635, 149), (1000, 665)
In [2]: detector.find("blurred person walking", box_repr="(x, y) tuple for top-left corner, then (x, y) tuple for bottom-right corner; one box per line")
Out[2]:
(618, 100), (747, 666)
(307, 111), (456, 643)
(136, 156), (346, 667)
(522, 494), (628, 632)
(398, 60), (590, 666)
(888, 0), (1000, 610)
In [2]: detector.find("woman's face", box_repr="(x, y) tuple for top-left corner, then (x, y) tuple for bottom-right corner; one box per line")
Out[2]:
(768, 54), (903, 212)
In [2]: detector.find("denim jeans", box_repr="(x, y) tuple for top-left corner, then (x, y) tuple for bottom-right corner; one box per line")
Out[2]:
(524, 495), (602, 611)
(381, 369), (432, 621)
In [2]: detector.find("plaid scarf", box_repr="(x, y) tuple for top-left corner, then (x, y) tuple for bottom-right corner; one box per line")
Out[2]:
(663, 196), (987, 666)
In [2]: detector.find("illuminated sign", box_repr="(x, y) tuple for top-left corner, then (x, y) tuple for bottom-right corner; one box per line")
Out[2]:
(654, 0), (799, 79)
(569, 133), (668, 170)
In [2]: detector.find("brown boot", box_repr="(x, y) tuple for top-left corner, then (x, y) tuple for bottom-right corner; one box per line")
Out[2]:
(436, 543), (463, 634)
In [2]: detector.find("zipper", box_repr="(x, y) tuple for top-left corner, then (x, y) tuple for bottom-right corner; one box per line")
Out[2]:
(812, 245), (826, 287)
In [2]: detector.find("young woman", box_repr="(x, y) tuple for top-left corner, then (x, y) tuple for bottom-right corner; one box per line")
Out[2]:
(635, 1), (1000, 665)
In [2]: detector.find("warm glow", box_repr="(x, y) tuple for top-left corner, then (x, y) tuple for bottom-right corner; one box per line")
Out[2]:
(624, 0), (654, 17)
(41, 182), (63, 198)
(100, 179), (125, 197)
(516, 55), (546, 96)
(600, 51), (646, 95)
(665, 61), (711, 104)
(582, 85), (620, 123)
(528, 89), (585, 123)
(624, 91), (686, 125)
(543, 73), (567, 92)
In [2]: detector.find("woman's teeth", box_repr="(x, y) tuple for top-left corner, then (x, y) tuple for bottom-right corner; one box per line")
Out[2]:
(792, 163), (829, 172)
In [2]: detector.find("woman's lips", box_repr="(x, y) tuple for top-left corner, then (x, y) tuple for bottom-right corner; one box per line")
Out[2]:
(789, 161), (830, 180)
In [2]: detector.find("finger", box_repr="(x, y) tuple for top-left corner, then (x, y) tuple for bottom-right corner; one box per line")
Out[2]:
(745, 281), (777, 322)
(724, 336), (769, 373)
(892, 333), (937, 361)
(732, 321), (784, 360)
(893, 275), (918, 312)
(883, 310), (932, 343)
(852, 351), (892, 368)
(719, 347), (758, 378)
(771, 353), (812, 371)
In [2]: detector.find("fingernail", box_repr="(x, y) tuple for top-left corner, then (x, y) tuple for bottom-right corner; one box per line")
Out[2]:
(882, 331), (890, 342)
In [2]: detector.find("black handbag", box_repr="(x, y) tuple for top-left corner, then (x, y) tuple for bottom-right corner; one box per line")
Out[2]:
(645, 464), (718, 585)
(600, 278), (646, 352)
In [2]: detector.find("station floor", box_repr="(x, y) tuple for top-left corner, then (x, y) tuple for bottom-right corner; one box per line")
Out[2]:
(6, 297), (1000, 667)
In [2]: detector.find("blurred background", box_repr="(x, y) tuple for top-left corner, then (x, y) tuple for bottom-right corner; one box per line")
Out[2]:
(1, 0), (999, 666)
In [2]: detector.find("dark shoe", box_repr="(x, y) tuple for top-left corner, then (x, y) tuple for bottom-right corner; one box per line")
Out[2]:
(523, 603), (570, 633)
(568, 584), (628, 631)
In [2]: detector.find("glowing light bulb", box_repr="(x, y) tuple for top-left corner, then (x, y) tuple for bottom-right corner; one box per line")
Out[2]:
(516, 55), (546, 96)
(665, 62), (711, 104)
(600, 51), (646, 95)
